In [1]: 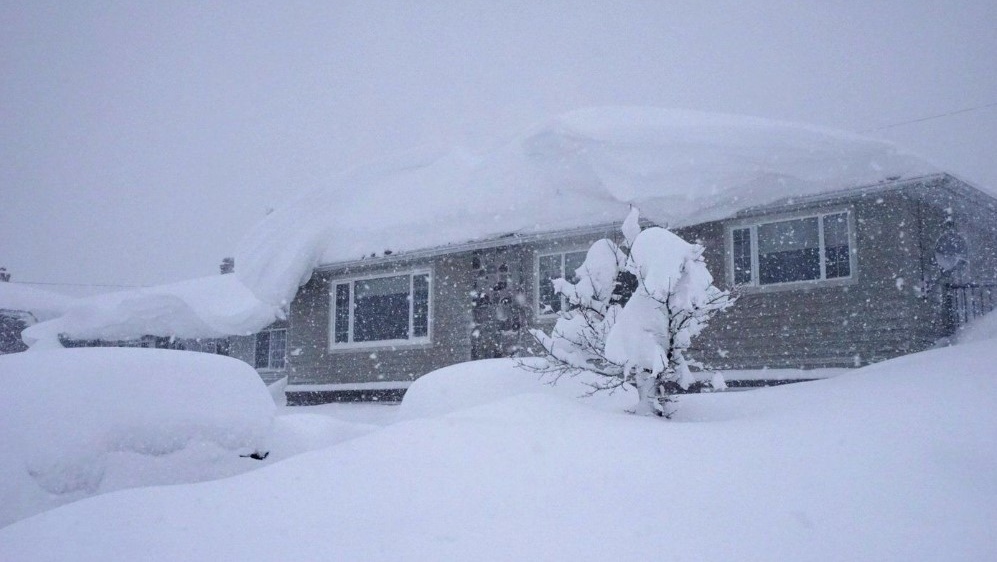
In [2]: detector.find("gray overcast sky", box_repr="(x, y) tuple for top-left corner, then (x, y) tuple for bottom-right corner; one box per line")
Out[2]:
(2, 0), (996, 292)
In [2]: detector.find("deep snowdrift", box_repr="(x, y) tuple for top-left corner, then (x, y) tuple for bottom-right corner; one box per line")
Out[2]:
(24, 108), (934, 345)
(2, 343), (993, 561)
(0, 348), (276, 527)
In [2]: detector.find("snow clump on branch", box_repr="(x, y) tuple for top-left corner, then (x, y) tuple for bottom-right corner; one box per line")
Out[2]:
(530, 208), (732, 417)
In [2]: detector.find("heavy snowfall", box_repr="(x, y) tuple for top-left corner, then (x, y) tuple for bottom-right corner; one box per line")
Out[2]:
(3, 3), (996, 561)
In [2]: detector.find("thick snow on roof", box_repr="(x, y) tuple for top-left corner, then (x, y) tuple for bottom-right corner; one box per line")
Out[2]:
(236, 107), (933, 309)
(0, 283), (75, 321)
(25, 107), (935, 343)
(21, 274), (277, 347)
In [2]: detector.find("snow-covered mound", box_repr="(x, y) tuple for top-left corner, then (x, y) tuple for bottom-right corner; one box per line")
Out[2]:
(236, 106), (932, 311)
(0, 282), (74, 321)
(955, 309), (997, 345)
(2, 342), (993, 561)
(397, 358), (634, 420)
(21, 274), (279, 348)
(0, 348), (276, 527)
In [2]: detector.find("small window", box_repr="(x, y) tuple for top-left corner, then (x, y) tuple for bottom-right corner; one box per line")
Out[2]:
(757, 217), (820, 284)
(331, 271), (432, 348)
(254, 329), (287, 370)
(731, 227), (752, 285)
(537, 250), (587, 314)
(731, 211), (853, 287)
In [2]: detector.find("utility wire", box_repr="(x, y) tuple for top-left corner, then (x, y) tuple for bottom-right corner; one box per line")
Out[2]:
(859, 101), (997, 133)
(8, 280), (146, 289)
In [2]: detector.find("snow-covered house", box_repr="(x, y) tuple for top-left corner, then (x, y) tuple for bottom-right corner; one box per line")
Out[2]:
(217, 109), (997, 403)
(20, 108), (996, 402)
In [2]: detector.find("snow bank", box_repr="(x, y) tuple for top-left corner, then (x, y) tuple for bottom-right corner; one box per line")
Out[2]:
(0, 283), (74, 321)
(955, 309), (997, 345)
(0, 348), (275, 527)
(2, 342), (993, 560)
(21, 274), (279, 348)
(397, 358), (634, 420)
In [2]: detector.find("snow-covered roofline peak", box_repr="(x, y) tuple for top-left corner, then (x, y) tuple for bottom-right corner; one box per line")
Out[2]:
(234, 106), (936, 310)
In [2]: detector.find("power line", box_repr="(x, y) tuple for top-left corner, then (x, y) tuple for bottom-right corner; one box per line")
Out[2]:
(8, 280), (146, 289)
(859, 101), (997, 133)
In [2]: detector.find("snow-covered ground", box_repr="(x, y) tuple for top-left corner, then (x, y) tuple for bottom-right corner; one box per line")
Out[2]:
(1, 338), (994, 561)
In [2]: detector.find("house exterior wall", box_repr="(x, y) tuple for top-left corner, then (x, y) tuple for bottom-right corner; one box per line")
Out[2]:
(233, 174), (997, 395)
(278, 253), (474, 388)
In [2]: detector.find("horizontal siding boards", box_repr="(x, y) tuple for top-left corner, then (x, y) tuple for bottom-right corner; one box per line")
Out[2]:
(284, 252), (473, 386)
(260, 176), (997, 388)
(690, 192), (934, 369)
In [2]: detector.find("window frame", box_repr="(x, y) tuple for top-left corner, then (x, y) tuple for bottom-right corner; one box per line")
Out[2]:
(254, 328), (287, 371)
(327, 269), (433, 350)
(726, 207), (857, 290)
(535, 248), (590, 318)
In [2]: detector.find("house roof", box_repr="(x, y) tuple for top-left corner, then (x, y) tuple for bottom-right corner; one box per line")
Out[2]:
(25, 107), (954, 345)
(235, 107), (936, 310)
(0, 283), (75, 322)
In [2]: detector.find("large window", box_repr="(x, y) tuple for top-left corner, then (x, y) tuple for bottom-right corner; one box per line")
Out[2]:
(731, 211), (852, 287)
(254, 328), (287, 370)
(331, 272), (431, 347)
(537, 250), (587, 314)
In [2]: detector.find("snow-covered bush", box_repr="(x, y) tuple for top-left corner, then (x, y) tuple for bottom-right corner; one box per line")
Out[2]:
(530, 209), (732, 416)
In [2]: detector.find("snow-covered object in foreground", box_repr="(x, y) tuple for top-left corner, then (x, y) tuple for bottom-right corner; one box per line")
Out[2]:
(955, 309), (997, 345)
(532, 209), (732, 416)
(2, 342), (994, 560)
(398, 358), (634, 420)
(0, 282), (74, 322)
(21, 274), (279, 349)
(0, 348), (275, 527)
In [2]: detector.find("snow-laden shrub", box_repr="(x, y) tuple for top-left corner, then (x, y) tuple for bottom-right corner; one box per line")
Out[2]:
(530, 209), (732, 416)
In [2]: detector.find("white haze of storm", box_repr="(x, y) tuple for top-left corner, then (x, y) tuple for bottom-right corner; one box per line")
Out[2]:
(1, 0), (996, 290)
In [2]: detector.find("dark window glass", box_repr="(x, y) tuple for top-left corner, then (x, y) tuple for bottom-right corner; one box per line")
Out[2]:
(254, 331), (270, 368)
(413, 274), (430, 337)
(269, 330), (286, 370)
(732, 227), (752, 284)
(334, 283), (350, 343)
(563, 251), (587, 284)
(823, 213), (851, 279)
(353, 275), (410, 342)
(538, 254), (562, 313)
(758, 217), (820, 284)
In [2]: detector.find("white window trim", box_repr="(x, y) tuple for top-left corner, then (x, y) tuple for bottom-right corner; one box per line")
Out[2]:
(725, 207), (858, 291)
(535, 248), (590, 319)
(254, 328), (287, 372)
(328, 269), (433, 351)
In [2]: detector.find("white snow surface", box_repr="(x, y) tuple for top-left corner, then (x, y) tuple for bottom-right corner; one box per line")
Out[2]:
(0, 282), (74, 321)
(0, 348), (276, 527)
(21, 273), (278, 347)
(2, 344), (995, 561)
(955, 309), (997, 345)
(235, 107), (932, 316)
(26, 107), (933, 343)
